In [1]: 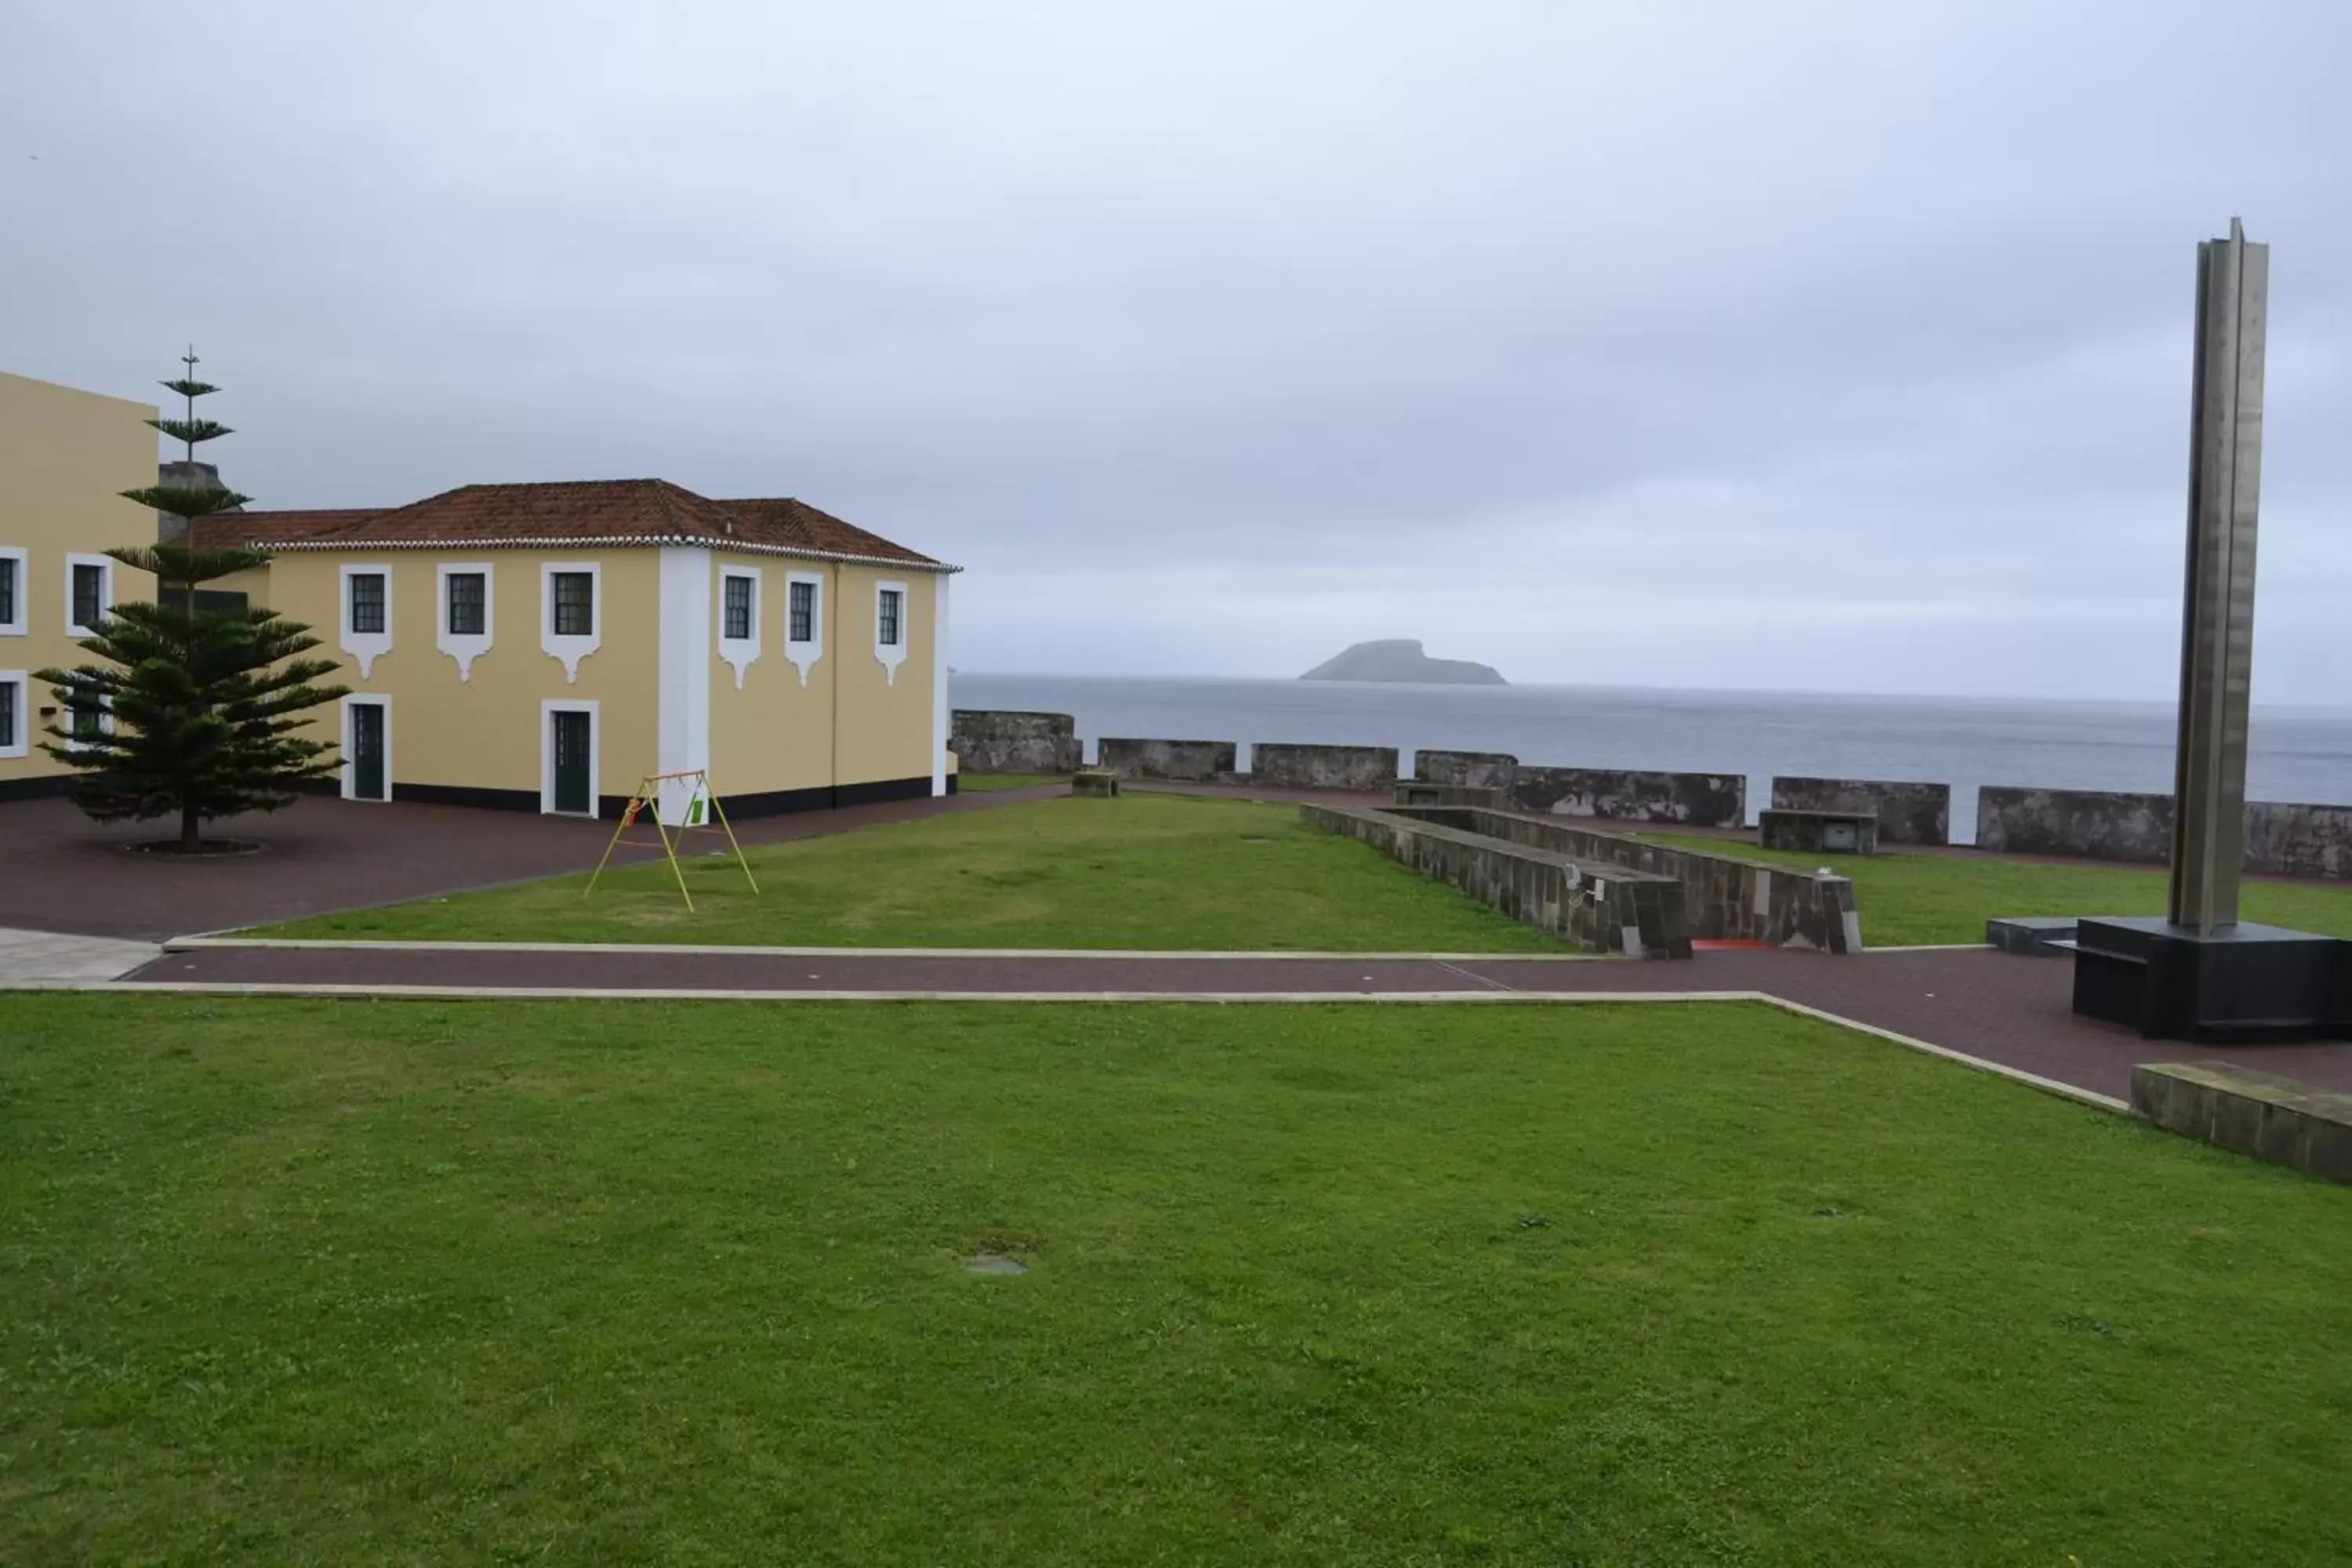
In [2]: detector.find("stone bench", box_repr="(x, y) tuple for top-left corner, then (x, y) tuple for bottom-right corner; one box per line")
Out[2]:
(2131, 1062), (2352, 1185)
(1759, 808), (1878, 855)
(1071, 771), (1120, 797)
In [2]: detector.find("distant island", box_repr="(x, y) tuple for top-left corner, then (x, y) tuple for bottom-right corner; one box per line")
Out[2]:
(1299, 640), (1507, 685)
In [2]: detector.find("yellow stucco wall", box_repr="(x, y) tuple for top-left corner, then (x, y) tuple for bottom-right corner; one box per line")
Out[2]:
(833, 564), (937, 789)
(262, 550), (664, 804)
(0, 372), (158, 791)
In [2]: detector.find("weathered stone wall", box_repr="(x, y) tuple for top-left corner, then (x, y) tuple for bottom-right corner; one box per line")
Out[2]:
(949, 710), (1082, 775)
(2132, 1062), (2352, 1185)
(1095, 737), (1239, 782)
(1393, 806), (1860, 953)
(1301, 804), (1689, 957)
(2244, 803), (2352, 881)
(1759, 809), (1879, 856)
(1251, 742), (1399, 792)
(1976, 788), (2173, 864)
(1414, 750), (1520, 789)
(1976, 787), (2352, 880)
(1508, 767), (1746, 829)
(1770, 775), (1951, 847)
(1394, 783), (1508, 809)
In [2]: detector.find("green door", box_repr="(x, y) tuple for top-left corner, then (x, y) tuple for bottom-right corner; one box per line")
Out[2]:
(351, 703), (386, 801)
(551, 710), (593, 814)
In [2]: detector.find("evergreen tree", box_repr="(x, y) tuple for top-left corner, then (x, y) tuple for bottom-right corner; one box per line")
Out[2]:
(36, 354), (347, 852)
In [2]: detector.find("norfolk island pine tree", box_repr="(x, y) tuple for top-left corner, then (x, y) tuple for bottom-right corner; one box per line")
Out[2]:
(35, 353), (346, 853)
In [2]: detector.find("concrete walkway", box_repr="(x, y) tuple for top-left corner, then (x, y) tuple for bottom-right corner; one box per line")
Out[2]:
(95, 938), (2352, 1110)
(0, 925), (162, 982)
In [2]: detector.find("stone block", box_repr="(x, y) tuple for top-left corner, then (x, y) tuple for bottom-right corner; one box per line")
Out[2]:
(1095, 738), (1238, 782)
(1976, 787), (2173, 863)
(2131, 1061), (2352, 1185)
(1414, 750), (1519, 789)
(1771, 775), (1950, 847)
(1071, 771), (1120, 797)
(1759, 808), (1878, 855)
(1394, 782), (1508, 809)
(1250, 743), (1399, 792)
(949, 710), (1082, 775)
(1986, 915), (2078, 956)
(1508, 767), (1745, 829)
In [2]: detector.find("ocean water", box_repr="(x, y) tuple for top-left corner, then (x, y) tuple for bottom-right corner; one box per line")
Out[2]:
(950, 673), (2352, 844)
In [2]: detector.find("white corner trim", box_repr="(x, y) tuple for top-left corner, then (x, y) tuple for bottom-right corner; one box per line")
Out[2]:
(540, 561), (602, 684)
(717, 564), (761, 690)
(0, 670), (27, 759)
(337, 563), (393, 680)
(783, 570), (824, 687)
(0, 548), (27, 636)
(434, 561), (495, 683)
(873, 579), (909, 686)
(931, 573), (951, 797)
(539, 698), (601, 815)
(339, 694), (392, 802)
(65, 552), (114, 637)
(657, 548), (713, 823)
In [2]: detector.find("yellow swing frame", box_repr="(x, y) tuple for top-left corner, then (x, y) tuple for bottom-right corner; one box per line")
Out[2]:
(586, 768), (759, 912)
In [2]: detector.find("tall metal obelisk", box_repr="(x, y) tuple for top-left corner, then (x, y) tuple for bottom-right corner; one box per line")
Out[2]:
(2168, 219), (2267, 935)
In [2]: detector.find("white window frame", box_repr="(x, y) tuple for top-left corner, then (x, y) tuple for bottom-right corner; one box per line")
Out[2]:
(0, 670), (27, 759)
(339, 563), (394, 679)
(65, 552), (114, 637)
(783, 571), (824, 687)
(539, 698), (601, 816)
(717, 566), (761, 689)
(873, 579), (909, 686)
(541, 561), (602, 684)
(0, 547), (27, 637)
(339, 694), (393, 803)
(435, 561), (495, 683)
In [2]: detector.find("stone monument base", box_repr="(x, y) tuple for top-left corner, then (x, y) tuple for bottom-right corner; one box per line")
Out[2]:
(2071, 916), (2351, 1043)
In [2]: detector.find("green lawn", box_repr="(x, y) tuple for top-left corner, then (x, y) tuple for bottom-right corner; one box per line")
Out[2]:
(5, 995), (2349, 1563)
(267, 793), (1563, 951)
(1639, 833), (2352, 948)
(952, 771), (1069, 793)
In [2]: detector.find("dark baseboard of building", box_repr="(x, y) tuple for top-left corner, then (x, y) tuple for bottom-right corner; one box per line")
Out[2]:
(389, 782), (636, 819)
(0, 773), (71, 804)
(720, 775), (936, 820)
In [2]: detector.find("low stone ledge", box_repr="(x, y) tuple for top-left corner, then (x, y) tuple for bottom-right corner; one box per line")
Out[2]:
(1253, 743), (1399, 792)
(1508, 766), (1746, 829)
(1301, 804), (1689, 957)
(949, 710), (1082, 775)
(2131, 1062), (2352, 1185)
(1414, 750), (1519, 789)
(1095, 738), (1239, 782)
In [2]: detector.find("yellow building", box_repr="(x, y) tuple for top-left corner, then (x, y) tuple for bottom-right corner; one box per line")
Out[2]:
(3, 368), (959, 820)
(195, 481), (958, 820)
(0, 372), (159, 800)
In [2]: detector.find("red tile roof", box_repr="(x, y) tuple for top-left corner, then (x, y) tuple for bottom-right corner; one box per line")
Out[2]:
(204, 480), (949, 570)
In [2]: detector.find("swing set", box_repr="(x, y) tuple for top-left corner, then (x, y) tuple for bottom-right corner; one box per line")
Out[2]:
(586, 768), (758, 912)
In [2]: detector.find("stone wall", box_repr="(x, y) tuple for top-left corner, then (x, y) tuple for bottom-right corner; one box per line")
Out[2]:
(1759, 809), (1878, 856)
(1976, 787), (2352, 880)
(949, 710), (1082, 775)
(1301, 804), (1689, 957)
(2132, 1062), (2352, 1185)
(1770, 775), (1951, 847)
(1414, 750), (1520, 789)
(1095, 737), (1239, 782)
(1251, 742), (1399, 792)
(1392, 805), (1860, 953)
(1508, 767), (1746, 829)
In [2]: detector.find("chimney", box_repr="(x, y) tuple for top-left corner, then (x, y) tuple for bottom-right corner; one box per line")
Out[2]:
(154, 459), (238, 542)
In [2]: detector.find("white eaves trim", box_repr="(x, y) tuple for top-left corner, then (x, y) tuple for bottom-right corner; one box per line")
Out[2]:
(262, 535), (962, 574)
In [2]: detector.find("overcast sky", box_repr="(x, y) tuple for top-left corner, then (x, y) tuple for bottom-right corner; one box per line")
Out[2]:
(5, 1), (2347, 702)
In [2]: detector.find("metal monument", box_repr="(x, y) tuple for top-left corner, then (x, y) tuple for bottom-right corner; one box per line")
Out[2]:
(2069, 221), (2350, 1043)
(2168, 218), (2266, 934)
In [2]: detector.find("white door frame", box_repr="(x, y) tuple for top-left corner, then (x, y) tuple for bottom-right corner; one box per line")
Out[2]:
(340, 694), (392, 802)
(540, 699), (601, 815)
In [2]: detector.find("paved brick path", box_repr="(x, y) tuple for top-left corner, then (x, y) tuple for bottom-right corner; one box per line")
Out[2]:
(116, 942), (2352, 1107)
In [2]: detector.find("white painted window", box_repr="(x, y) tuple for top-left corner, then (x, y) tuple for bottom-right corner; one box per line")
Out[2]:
(65, 553), (114, 637)
(0, 548), (26, 636)
(338, 564), (394, 679)
(717, 567), (760, 688)
(783, 571), (824, 686)
(436, 562), (495, 682)
(541, 561), (601, 683)
(873, 579), (908, 685)
(0, 670), (26, 758)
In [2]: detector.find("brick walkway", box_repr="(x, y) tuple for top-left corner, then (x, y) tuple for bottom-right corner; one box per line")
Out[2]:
(114, 941), (2352, 1107)
(0, 786), (1059, 940)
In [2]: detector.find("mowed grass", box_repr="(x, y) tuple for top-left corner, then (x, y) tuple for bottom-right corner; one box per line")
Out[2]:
(5, 996), (2351, 1564)
(1639, 832), (2352, 948)
(266, 793), (1564, 951)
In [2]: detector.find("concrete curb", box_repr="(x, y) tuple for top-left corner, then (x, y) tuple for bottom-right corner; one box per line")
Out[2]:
(163, 936), (1608, 961)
